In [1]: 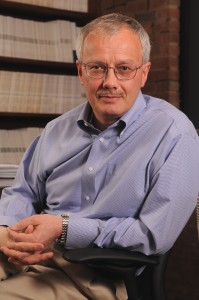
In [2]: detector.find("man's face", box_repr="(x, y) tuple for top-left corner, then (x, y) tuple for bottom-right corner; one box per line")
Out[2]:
(77, 27), (151, 130)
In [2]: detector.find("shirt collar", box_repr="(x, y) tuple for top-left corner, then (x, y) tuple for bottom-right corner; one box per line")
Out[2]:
(77, 103), (100, 135)
(119, 91), (146, 129)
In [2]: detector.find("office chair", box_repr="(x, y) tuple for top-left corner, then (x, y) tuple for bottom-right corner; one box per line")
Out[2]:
(196, 195), (199, 239)
(63, 247), (170, 300)
(196, 129), (199, 239)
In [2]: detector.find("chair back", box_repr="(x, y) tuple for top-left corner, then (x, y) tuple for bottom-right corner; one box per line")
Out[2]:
(197, 129), (199, 239)
(136, 251), (170, 300)
(196, 195), (199, 239)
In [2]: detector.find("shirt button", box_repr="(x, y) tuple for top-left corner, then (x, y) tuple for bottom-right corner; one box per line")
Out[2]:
(99, 137), (104, 142)
(88, 166), (94, 172)
(85, 195), (90, 201)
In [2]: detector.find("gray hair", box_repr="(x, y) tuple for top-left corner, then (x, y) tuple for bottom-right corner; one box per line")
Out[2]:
(76, 13), (151, 63)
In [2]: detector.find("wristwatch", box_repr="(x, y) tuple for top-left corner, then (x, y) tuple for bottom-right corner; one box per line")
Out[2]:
(56, 214), (69, 245)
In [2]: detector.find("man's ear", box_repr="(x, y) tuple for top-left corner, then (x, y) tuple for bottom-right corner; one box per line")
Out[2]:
(141, 62), (151, 88)
(76, 60), (84, 84)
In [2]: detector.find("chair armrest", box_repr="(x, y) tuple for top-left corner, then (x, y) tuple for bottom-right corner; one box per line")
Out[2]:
(63, 248), (169, 300)
(63, 248), (159, 271)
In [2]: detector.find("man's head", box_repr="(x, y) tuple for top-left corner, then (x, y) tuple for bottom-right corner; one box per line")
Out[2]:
(76, 13), (151, 130)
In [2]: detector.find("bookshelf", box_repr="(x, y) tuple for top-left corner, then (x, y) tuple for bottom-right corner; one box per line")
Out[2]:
(0, 0), (99, 188)
(0, 0), (98, 129)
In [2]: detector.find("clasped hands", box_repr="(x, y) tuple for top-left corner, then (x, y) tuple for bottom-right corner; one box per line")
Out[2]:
(0, 214), (62, 266)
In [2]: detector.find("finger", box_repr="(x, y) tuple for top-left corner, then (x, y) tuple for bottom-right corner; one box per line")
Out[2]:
(9, 242), (44, 252)
(8, 251), (54, 265)
(16, 243), (44, 252)
(1, 246), (32, 260)
(24, 225), (34, 234)
(7, 228), (37, 243)
(8, 257), (26, 266)
(23, 251), (54, 265)
(1, 245), (53, 265)
(10, 216), (38, 231)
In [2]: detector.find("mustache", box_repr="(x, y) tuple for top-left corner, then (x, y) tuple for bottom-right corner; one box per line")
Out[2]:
(96, 90), (123, 98)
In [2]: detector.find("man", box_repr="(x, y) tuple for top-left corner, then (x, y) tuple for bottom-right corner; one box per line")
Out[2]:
(0, 13), (199, 299)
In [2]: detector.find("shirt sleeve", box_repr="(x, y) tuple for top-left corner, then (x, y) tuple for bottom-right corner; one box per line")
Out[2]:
(66, 133), (199, 255)
(0, 135), (42, 226)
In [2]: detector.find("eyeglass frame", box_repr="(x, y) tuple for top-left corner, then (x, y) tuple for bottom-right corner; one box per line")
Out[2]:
(80, 62), (143, 81)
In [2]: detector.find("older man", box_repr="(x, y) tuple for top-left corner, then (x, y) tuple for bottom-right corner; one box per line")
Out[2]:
(0, 13), (199, 299)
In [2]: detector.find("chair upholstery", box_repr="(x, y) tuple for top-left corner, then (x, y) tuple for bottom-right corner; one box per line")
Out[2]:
(196, 130), (199, 239)
(63, 248), (170, 300)
(196, 195), (199, 239)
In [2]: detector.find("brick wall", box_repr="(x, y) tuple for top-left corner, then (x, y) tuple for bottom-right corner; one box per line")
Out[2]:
(90, 0), (180, 107)
(89, 1), (199, 299)
(166, 211), (199, 300)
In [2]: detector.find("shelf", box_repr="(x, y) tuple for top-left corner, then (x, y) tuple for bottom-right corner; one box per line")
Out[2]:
(0, 57), (78, 75)
(0, 112), (59, 129)
(0, 0), (95, 129)
(0, 0), (95, 24)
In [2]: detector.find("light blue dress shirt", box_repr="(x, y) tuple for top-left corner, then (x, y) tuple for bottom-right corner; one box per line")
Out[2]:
(0, 92), (199, 255)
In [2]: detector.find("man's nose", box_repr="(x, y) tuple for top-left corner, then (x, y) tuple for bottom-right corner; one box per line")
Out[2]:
(102, 67), (118, 88)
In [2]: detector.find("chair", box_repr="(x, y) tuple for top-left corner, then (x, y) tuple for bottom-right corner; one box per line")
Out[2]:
(63, 247), (170, 300)
(196, 129), (199, 239)
(196, 195), (199, 239)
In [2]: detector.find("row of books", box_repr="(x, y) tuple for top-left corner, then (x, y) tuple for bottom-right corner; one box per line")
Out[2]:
(3, 0), (88, 12)
(0, 15), (81, 62)
(0, 71), (86, 114)
(0, 164), (18, 187)
(0, 127), (43, 187)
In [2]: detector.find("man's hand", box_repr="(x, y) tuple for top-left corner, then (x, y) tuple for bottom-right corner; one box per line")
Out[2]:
(8, 214), (62, 247)
(0, 214), (62, 265)
(0, 225), (45, 265)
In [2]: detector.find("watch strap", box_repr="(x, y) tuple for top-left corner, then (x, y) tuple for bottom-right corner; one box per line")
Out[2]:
(56, 214), (69, 245)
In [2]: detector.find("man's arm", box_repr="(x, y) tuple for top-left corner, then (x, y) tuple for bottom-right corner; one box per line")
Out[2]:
(0, 135), (43, 227)
(65, 133), (199, 254)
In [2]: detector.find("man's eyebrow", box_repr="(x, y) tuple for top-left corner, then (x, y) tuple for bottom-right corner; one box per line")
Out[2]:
(86, 60), (137, 65)
(116, 60), (137, 65)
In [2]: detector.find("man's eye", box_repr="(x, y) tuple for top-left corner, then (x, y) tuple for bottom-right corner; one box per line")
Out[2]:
(117, 66), (131, 71)
(90, 65), (104, 70)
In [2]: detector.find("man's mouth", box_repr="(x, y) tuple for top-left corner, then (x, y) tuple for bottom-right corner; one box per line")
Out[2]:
(97, 92), (122, 99)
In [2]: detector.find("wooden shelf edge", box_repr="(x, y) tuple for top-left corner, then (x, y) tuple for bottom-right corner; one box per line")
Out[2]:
(0, 112), (59, 117)
(0, 0), (96, 24)
(0, 57), (78, 75)
(0, 113), (59, 129)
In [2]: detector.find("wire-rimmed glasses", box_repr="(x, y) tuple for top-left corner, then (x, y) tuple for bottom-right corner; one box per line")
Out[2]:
(81, 62), (143, 80)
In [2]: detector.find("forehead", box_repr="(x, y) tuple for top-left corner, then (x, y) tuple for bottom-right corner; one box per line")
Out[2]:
(82, 28), (142, 63)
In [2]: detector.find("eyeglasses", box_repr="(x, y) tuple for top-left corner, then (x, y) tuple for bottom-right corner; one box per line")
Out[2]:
(81, 62), (142, 80)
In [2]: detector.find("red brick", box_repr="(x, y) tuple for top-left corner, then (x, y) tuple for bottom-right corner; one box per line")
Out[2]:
(126, 0), (148, 13)
(114, 0), (128, 5)
(102, 0), (114, 9)
(149, 0), (168, 9)
(108, 5), (127, 14)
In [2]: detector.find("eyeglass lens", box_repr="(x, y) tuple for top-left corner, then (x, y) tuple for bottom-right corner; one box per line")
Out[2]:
(84, 63), (139, 80)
